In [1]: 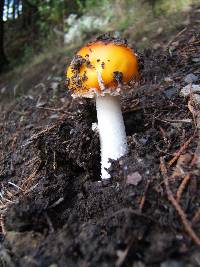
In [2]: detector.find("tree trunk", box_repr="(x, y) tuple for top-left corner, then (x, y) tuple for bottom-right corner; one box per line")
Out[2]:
(17, 0), (21, 17)
(22, 0), (38, 30)
(0, 0), (8, 73)
(6, 0), (9, 19)
(13, 0), (16, 19)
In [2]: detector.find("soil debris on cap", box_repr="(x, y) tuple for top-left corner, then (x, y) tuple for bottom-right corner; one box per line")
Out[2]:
(94, 32), (128, 46)
(113, 71), (123, 84)
(101, 62), (105, 69)
(67, 55), (93, 92)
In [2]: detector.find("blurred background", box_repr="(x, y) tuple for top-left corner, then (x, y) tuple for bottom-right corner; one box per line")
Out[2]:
(0, 0), (199, 81)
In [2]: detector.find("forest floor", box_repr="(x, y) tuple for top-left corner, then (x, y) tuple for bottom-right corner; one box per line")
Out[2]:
(0, 5), (200, 267)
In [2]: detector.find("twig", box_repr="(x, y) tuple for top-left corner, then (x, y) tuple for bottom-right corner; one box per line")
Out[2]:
(123, 104), (177, 114)
(21, 164), (40, 192)
(8, 182), (24, 192)
(189, 97), (200, 166)
(0, 214), (6, 235)
(49, 197), (64, 208)
(176, 174), (191, 203)
(53, 151), (56, 170)
(22, 125), (57, 147)
(35, 106), (73, 115)
(155, 117), (192, 124)
(106, 207), (151, 221)
(160, 157), (200, 246)
(44, 212), (54, 233)
(192, 208), (200, 225)
(116, 240), (133, 267)
(165, 27), (187, 48)
(139, 180), (150, 212)
(24, 183), (39, 194)
(159, 127), (170, 147)
(168, 134), (196, 167)
(0, 193), (15, 204)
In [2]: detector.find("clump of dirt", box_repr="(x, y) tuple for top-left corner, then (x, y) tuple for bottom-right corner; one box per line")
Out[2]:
(0, 10), (200, 267)
(95, 32), (128, 46)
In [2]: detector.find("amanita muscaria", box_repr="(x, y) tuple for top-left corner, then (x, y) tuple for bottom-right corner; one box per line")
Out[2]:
(66, 35), (140, 179)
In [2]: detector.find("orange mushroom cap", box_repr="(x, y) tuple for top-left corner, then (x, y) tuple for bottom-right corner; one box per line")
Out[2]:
(66, 38), (140, 97)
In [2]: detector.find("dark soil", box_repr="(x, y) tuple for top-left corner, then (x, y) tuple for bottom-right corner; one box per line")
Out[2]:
(0, 6), (200, 267)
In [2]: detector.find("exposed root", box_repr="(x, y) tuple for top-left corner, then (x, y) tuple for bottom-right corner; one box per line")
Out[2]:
(176, 174), (191, 203)
(168, 134), (196, 167)
(160, 157), (200, 246)
(139, 179), (150, 212)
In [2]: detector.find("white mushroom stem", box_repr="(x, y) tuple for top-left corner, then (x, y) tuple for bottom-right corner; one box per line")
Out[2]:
(96, 95), (128, 179)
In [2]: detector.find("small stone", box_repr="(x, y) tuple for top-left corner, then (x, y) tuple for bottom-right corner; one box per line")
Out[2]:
(180, 84), (200, 97)
(49, 114), (59, 119)
(193, 94), (200, 104)
(36, 101), (46, 107)
(119, 160), (123, 166)
(176, 234), (183, 240)
(126, 172), (142, 186)
(139, 137), (148, 145)
(52, 76), (62, 82)
(157, 27), (163, 34)
(192, 57), (200, 63)
(164, 77), (173, 82)
(51, 82), (59, 91)
(164, 87), (177, 99)
(69, 129), (74, 135)
(60, 97), (66, 103)
(184, 73), (198, 84)
(153, 43), (161, 49)
(171, 41), (179, 47)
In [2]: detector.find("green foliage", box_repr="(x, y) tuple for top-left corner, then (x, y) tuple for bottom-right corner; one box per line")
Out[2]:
(38, 0), (64, 24)
(77, 0), (110, 14)
(153, 0), (196, 15)
(118, 17), (130, 31)
(20, 44), (34, 64)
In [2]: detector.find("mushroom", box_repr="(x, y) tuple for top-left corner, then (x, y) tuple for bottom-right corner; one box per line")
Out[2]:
(66, 35), (140, 179)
